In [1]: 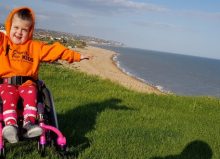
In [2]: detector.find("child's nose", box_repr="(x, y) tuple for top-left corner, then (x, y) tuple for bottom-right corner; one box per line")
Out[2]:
(17, 29), (22, 35)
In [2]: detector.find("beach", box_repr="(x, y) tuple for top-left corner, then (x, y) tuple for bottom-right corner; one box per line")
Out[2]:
(59, 46), (163, 95)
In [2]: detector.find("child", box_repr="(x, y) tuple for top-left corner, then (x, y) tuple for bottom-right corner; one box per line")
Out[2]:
(0, 7), (91, 143)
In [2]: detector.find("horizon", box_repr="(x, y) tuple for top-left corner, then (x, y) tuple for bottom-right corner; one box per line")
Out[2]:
(0, 0), (219, 59)
(1, 24), (220, 61)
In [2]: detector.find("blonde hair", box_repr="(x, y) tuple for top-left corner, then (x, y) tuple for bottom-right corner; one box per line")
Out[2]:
(15, 8), (33, 23)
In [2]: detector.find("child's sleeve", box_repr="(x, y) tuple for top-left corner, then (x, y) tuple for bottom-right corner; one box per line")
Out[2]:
(39, 42), (81, 63)
(0, 32), (5, 54)
(0, 32), (4, 45)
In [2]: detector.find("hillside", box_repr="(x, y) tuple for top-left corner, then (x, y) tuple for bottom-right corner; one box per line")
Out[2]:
(0, 23), (124, 47)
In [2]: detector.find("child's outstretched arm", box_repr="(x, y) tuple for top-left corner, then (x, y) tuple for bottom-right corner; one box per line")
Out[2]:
(39, 42), (92, 63)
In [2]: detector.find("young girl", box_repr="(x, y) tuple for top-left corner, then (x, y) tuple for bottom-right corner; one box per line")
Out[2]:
(0, 7), (91, 143)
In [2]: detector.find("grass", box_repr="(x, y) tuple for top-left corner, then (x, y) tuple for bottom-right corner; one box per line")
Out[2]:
(6, 63), (220, 159)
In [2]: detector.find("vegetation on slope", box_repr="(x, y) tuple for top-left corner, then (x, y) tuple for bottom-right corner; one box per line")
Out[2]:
(5, 63), (220, 159)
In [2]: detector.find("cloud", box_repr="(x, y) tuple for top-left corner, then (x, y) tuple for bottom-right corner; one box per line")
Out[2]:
(133, 21), (189, 32)
(35, 10), (74, 29)
(182, 10), (220, 20)
(91, 0), (169, 12)
(37, 14), (50, 21)
(44, 0), (169, 14)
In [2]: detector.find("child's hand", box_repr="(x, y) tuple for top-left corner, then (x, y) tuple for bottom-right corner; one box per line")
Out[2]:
(80, 54), (93, 61)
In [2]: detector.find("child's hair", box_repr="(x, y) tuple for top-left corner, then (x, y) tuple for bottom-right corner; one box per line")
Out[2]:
(15, 8), (33, 22)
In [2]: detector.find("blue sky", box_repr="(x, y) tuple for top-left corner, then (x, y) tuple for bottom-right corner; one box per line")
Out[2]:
(0, 0), (219, 59)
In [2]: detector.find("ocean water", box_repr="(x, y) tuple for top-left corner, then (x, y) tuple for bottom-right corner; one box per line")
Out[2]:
(94, 45), (220, 97)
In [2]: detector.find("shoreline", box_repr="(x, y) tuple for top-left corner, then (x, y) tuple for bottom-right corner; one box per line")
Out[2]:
(111, 53), (164, 93)
(59, 46), (164, 95)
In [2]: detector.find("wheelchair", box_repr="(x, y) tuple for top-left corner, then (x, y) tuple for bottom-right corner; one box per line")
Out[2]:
(0, 80), (67, 158)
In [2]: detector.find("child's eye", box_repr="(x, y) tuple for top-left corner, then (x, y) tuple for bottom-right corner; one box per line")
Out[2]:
(22, 29), (29, 33)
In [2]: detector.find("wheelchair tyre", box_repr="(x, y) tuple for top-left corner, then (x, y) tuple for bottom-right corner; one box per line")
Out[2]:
(42, 87), (59, 129)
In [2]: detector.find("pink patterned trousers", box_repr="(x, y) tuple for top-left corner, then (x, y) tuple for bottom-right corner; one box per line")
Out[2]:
(0, 84), (38, 126)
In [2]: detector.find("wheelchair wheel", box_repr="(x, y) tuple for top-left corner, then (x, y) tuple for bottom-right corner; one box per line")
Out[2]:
(42, 87), (59, 129)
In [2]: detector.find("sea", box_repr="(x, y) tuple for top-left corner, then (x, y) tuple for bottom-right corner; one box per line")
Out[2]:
(94, 45), (220, 98)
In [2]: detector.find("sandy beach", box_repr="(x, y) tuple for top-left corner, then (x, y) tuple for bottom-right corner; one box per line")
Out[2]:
(59, 46), (163, 95)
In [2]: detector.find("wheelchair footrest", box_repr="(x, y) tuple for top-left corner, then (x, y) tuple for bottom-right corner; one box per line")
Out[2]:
(40, 123), (66, 146)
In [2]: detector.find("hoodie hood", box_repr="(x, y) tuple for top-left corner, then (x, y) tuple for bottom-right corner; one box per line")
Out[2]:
(5, 7), (35, 41)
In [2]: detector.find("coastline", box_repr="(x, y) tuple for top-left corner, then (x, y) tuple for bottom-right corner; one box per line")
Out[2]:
(59, 46), (163, 95)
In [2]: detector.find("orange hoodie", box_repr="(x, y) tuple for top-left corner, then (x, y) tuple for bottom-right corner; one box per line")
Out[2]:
(0, 7), (81, 84)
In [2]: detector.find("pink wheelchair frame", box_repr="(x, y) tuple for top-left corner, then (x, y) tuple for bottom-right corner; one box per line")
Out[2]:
(0, 80), (67, 158)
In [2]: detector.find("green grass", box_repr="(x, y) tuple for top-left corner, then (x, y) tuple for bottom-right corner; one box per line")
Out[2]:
(6, 63), (220, 159)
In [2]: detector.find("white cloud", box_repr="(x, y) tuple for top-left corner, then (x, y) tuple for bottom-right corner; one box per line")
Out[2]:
(45, 0), (169, 14)
(173, 10), (220, 21)
(182, 10), (220, 20)
(134, 21), (190, 32)
(92, 0), (169, 12)
(37, 14), (50, 20)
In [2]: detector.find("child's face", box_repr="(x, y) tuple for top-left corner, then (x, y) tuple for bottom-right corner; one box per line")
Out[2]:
(10, 14), (32, 44)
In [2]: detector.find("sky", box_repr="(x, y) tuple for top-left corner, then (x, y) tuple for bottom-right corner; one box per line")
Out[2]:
(0, 0), (219, 59)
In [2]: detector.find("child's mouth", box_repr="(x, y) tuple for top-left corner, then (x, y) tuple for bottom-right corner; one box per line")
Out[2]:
(15, 35), (21, 40)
